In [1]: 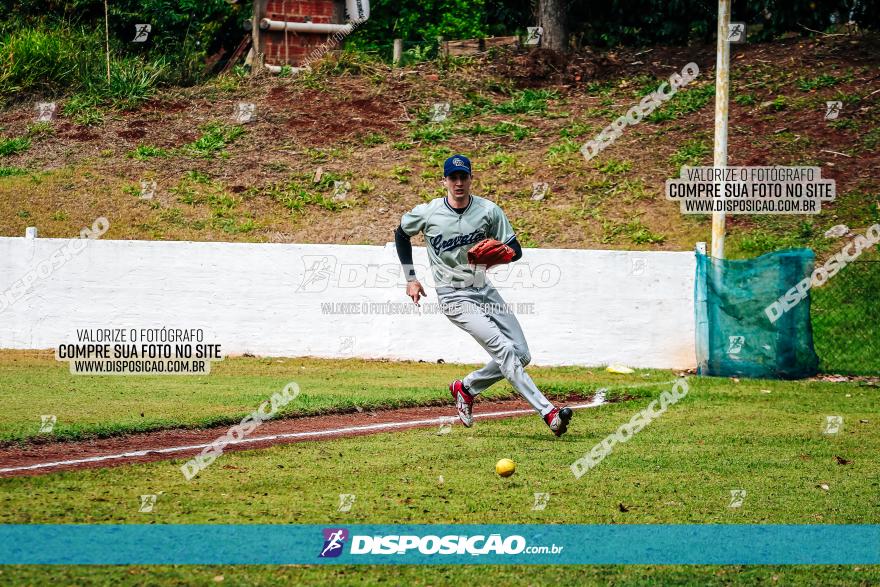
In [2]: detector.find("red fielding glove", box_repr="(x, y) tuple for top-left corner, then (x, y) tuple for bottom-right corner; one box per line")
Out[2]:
(467, 238), (515, 269)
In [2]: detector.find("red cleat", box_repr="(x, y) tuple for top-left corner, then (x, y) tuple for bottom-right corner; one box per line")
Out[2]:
(449, 380), (474, 427)
(544, 406), (573, 437)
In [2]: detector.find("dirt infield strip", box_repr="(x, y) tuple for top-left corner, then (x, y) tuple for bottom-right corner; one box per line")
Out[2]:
(0, 392), (607, 478)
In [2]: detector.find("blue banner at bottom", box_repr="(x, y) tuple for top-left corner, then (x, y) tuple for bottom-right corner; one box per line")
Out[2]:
(1, 525), (877, 565)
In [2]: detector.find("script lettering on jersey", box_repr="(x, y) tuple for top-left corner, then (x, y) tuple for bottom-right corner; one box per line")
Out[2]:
(429, 229), (486, 255)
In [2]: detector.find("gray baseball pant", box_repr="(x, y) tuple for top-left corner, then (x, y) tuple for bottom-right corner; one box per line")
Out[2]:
(437, 283), (554, 416)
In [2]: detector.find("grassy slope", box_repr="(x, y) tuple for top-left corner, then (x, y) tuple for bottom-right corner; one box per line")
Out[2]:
(0, 375), (877, 583)
(0, 36), (877, 258)
(0, 350), (669, 444)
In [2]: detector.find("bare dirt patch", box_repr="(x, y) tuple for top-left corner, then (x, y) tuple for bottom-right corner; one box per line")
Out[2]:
(274, 88), (402, 146)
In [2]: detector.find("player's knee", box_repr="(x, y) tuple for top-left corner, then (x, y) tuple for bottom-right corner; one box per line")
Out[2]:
(500, 342), (526, 377)
(501, 341), (518, 360)
(488, 335), (515, 359)
(485, 334), (507, 354)
(517, 347), (531, 366)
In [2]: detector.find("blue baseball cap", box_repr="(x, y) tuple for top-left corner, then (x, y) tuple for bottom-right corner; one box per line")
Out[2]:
(444, 154), (472, 177)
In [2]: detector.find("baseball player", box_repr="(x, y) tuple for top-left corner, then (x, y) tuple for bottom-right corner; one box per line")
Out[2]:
(394, 154), (573, 437)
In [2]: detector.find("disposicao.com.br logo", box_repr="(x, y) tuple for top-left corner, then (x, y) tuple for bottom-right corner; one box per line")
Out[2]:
(319, 528), (349, 558)
(319, 528), (563, 557)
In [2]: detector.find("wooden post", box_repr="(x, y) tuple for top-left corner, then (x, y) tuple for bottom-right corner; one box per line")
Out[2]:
(392, 39), (402, 65)
(104, 0), (111, 82)
(251, 0), (266, 73)
(283, 0), (289, 66)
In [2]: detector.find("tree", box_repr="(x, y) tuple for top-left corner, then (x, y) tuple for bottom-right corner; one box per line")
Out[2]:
(537, 0), (568, 51)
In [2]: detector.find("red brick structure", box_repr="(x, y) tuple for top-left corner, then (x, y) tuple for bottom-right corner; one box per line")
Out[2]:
(260, 0), (348, 68)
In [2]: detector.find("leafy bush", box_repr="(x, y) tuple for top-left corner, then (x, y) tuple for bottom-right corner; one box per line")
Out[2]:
(255, 181), (343, 214)
(560, 121), (595, 138)
(492, 89), (560, 115)
(0, 24), (165, 109)
(596, 158), (632, 175)
(347, 0), (492, 54)
(647, 84), (715, 123)
(26, 122), (53, 137)
(346, 0), (871, 49)
(0, 165), (28, 176)
(344, 0), (880, 50)
(628, 220), (666, 244)
(184, 123), (246, 158)
(487, 121), (531, 140)
(0, 27), (102, 98)
(3, 0), (241, 78)
(670, 139), (710, 170)
(796, 74), (845, 91)
(62, 93), (102, 116)
(104, 57), (167, 108)
(128, 145), (170, 160)
(0, 136), (31, 157)
(410, 125), (454, 143)
(73, 107), (105, 126)
(0, 0), (241, 101)
(863, 127), (880, 152)
(62, 94), (107, 125)
(734, 93), (757, 106)
(361, 132), (386, 146)
(570, 0), (878, 46)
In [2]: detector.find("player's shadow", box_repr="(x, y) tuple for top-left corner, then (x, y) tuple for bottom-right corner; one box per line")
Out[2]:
(477, 430), (583, 442)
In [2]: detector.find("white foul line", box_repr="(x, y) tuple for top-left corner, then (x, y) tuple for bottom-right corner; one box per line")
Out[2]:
(0, 393), (612, 475)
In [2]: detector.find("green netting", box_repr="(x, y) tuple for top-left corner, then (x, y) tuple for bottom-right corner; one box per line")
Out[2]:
(695, 248), (819, 379)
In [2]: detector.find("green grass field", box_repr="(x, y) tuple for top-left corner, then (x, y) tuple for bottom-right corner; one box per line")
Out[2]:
(0, 564), (877, 586)
(0, 351), (662, 444)
(0, 354), (878, 584)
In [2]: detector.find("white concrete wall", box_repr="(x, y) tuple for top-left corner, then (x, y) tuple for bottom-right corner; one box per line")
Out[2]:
(0, 237), (696, 368)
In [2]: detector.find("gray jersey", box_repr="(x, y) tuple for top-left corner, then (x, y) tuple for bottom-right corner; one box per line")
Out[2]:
(400, 195), (516, 288)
